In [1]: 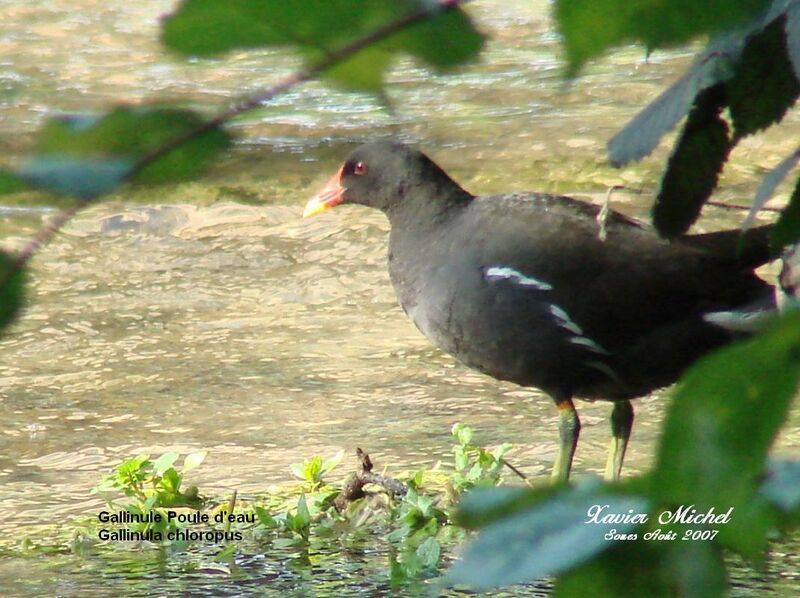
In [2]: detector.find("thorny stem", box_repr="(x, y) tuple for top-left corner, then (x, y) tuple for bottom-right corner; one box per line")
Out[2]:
(2, 0), (464, 291)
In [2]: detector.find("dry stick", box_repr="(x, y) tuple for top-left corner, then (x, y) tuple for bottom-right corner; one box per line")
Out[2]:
(335, 448), (407, 511)
(3, 0), (464, 289)
(596, 187), (781, 215)
(707, 199), (782, 212)
(13, 201), (86, 265)
(500, 457), (534, 488)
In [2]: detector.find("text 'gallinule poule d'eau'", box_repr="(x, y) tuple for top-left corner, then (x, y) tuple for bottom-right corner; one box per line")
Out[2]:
(303, 142), (775, 482)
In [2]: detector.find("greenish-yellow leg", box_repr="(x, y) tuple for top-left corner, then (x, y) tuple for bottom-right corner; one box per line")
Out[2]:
(604, 400), (634, 482)
(551, 398), (581, 483)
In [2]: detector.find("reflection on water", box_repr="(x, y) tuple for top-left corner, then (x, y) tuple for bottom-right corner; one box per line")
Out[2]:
(1, 0), (799, 594)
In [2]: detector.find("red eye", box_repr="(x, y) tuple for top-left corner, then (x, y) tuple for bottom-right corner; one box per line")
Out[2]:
(354, 162), (367, 176)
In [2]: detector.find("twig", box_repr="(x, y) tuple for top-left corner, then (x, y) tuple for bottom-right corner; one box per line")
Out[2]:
(501, 457), (534, 488)
(8, 200), (88, 280)
(334, 448), (407, 511)
(707, 199), (782, 213)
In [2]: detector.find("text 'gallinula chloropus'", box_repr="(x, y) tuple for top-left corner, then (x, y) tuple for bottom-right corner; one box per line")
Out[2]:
(303, 142), (775, 482)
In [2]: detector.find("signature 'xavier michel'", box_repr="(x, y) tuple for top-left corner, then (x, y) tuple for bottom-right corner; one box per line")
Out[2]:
(303, 141), (774, 481)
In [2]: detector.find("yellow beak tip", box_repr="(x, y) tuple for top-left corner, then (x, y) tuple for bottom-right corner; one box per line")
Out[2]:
(302, 202), (328, 218)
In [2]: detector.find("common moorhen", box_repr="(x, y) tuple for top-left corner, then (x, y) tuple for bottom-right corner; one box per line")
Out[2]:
(303, 142), (775, 482)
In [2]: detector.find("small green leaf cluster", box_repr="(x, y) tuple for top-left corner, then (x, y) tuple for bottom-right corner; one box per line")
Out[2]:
(290, 450), (345, 490)
(0, 252), (25, 337)
(384, 485), (452, 583)
(79, 425), (514, 584)
(91, 451), (206, 538)
(451, 423), (512, 494)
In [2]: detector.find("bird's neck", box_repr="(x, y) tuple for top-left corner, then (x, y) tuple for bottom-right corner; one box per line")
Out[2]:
(385, 170), (473, 233)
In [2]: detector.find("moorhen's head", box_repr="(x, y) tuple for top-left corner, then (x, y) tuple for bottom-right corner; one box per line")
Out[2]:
(303, 142), (469, 219)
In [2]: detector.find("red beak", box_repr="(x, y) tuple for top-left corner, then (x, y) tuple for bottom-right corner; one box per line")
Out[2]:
(303, 166), (345, 217)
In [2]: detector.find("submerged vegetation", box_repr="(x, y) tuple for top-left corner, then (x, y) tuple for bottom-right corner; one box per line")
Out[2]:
(3, 424), (514, 593)
(4, 417), (799, 594)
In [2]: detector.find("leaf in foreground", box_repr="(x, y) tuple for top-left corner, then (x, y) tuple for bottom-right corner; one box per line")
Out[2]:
(161, 0), (484, 92)
(555, 0), (769, 75)
(553, 539), (725, 598)
(13, 106), (232, 199)
(446, 483), (648, 589)
(760, 458), (800, 513)
(771, 182), (800, 249)
(607, 3), (792, 166)
(652, 310), (800, 556)
(726, 17), (800, 140)
(652, 85), (730, 238)
(17, 158), (132, 200)
(0, 251), (26, 334)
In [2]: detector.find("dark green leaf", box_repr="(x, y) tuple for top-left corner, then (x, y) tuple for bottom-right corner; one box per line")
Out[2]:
(447, 484), (648, 589)
(36, 108), (231, 185)
(554, 540), (726, 598)
(18, 158), (131, 200)
(394, 8), (483, 69)
(456, 485), (552, 529)
(555, 0), (769, 75)
(0, 170), (28, 195)
(553, 541), (671, 598)
(748, 147), (800, 227)
(608, 34), (740, 166)
(296, 493), (311, 527)
(653, 85), (731, 237)
(416, 536), (440, 569)
(664, 542), (727, 598)
(17, 107), (231, 199)
(161, 0), (483, 92)
(761, 459), (800, 511)
(728, 17), (800, 139)
(0, 251), (26, 334)
(652, 311), (800, 555)
(254, 506), (276, 528)
(215, 543), (237, 563)
(785, 2), (800, 79)
(771, 175), (800, 249)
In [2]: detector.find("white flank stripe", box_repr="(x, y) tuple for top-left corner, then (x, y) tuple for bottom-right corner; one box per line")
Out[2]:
(485, 266), (552, 291)
(548, 304), (583, 335)
(703, 309), (772, 332)
(570, 335), (611, 354)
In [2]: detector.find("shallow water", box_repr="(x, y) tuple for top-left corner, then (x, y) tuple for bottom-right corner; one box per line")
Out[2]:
(0, 0), (799, 594)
